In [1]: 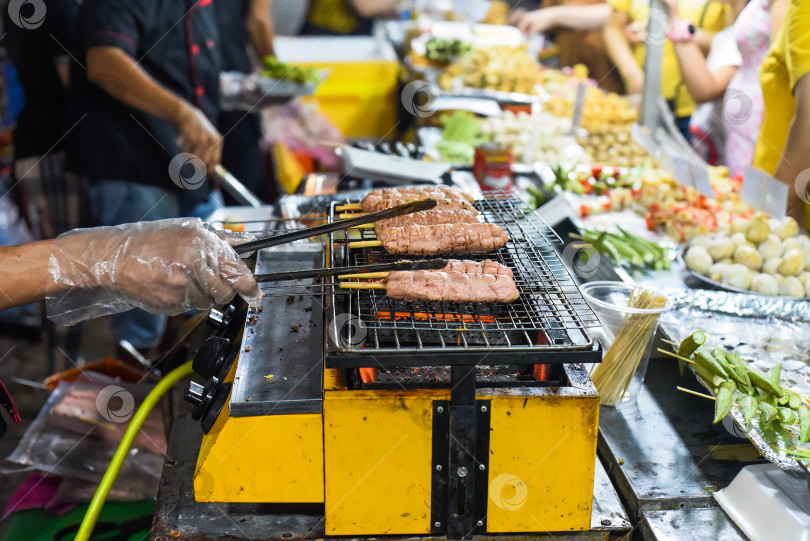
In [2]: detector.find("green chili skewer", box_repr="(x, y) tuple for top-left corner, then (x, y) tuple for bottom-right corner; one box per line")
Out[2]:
(677, 331), (706, 377)
(759, 402), (778, 423)
(694, 347), (729, 379)
(738, 395), (758, 424)
(799, 406), (810, 444)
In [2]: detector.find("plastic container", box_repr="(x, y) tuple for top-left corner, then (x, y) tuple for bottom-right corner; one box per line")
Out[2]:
(581, 281), (670, 406)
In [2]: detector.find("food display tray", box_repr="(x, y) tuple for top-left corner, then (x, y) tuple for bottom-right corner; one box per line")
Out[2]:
(680, 246), (810, 300)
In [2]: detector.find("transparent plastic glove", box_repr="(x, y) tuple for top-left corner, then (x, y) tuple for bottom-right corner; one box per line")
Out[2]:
(46, 218), (262, 325)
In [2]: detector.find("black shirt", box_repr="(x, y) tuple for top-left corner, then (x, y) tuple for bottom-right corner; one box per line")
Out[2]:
(65, 0), (221, 194)
(2, 0), (79, 159)
(216, 0), (251, 73)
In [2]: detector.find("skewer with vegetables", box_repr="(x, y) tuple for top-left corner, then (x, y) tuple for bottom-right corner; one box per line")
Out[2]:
(570, 227), (673, 271)
(663, 331), (810, 446)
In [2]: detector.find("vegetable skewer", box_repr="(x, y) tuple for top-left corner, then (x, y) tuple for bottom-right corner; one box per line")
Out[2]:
(671, 330), (810, 445)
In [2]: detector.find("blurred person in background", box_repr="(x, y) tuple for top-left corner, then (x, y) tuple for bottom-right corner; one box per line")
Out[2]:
(511, 1), (625, 93)
(752, 0), (810, 226)
(271, 1), (311, 35)
(603, 0), (730, 140)
(216, 0), (275, 203)
(665, 0), (787, 176)
(301, 0), (400, 35)
(2, 0), (85, 370)
(65, 0), (224, 357)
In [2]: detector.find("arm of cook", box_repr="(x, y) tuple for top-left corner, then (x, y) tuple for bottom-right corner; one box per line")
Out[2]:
(0, 219), (261, 321)
(247, 0), (275, 58)
(82, 0), (222, 173)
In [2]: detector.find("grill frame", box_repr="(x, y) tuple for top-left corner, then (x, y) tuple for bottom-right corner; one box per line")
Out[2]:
(325, 190), (602, 369)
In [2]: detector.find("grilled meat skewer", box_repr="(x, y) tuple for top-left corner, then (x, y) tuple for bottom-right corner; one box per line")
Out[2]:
(441, 259), (513, 277)
(376, 223), (509, 255)
(362, 186), (477, 213)
(384, 268), (518, 303)
(375, 209), (480, 230)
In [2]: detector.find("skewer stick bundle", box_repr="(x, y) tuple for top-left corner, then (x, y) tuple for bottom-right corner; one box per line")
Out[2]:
(591, 288), (668, 406)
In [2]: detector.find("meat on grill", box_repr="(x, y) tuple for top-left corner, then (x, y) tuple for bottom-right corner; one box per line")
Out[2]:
(362, 186), (477, 213)
(442, 259), (513, 278)
(377, 223), (509, 255)
(369, 186), (475, 204)
(376, 209), (480, 230)
(384, 268), (519, 303)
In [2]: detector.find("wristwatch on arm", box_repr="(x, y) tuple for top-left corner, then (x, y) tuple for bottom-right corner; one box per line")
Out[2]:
(668, 19), (695, 42)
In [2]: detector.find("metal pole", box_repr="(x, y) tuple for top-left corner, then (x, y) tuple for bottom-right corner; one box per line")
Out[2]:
(640, 0), (667, 130)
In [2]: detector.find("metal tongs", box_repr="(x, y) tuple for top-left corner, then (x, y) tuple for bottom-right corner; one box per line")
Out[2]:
(255, 259), (448, 282)
(234, 197), (437, 254)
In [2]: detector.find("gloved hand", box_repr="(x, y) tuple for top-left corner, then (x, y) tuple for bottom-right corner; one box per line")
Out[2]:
(47, 218), (261, 325)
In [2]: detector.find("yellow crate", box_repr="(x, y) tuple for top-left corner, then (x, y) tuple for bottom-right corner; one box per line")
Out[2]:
(300, 60), (400, 139)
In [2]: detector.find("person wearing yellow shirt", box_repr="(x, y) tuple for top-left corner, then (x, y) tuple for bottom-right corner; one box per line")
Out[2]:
(302, 0), (399, 35)
(603, 0), (729, 139)
(752, 0), (810, 224)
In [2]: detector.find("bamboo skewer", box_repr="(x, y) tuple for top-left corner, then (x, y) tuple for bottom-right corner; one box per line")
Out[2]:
(339, 212), (367, 219)
(349, 240), (383, 249)
(676, 387), (741, 408)
(662, 339), (679, 347)
(336, 203), (363, 212)
(656, 348), (697, 365)
(338, 272), (389, 279)
(677, 386), (719, 401)
(340, 281), (386, 290)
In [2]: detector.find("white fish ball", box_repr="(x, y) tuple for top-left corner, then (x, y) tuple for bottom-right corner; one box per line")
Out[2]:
(685, 246), (713, 275)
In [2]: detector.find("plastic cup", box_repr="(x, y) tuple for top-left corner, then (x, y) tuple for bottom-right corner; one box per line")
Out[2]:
(581, 281), (671, 406)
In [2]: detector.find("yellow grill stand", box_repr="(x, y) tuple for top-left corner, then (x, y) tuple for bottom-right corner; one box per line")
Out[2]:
(193, 358), (598, 537)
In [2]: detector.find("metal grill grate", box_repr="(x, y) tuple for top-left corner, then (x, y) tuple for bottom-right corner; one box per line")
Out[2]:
(326, 190), (601, 368)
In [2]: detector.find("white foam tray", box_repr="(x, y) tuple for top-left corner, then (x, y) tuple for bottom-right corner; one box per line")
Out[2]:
(715, 464), (810, 541)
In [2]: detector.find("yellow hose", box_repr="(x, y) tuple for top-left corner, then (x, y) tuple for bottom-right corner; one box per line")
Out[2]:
(74, 360), (194, 541)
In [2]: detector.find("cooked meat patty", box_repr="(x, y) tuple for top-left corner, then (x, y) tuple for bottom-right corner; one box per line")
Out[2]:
(384, 270), (519, 303)
(376, 209), (480, 230)
(362, 186), (477, 213)
(376, 223), (509, 255)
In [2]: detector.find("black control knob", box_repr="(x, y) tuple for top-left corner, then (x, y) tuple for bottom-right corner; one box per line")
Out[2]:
(192, 336), (230, 379)
(201, 383), (232, 434)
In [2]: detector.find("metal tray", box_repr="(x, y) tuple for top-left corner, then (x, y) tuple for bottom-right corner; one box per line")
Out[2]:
(657, 288), (810, 475)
